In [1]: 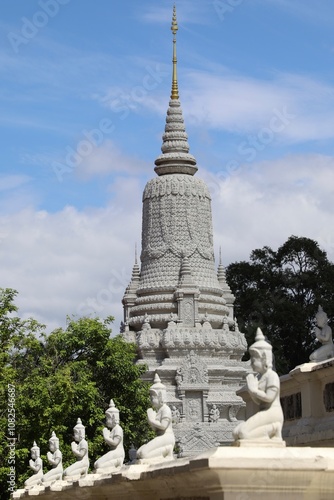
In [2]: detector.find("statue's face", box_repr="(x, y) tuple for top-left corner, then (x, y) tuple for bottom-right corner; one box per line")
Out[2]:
(251, 353), (264, 374)
(106, 414), (117, 428)
(316, 313), (327, 328)
(49, 441), (56, 452)
(150, 391), (160, 409)
(31, 449), (39, 459)
(74, 429), (84, 442)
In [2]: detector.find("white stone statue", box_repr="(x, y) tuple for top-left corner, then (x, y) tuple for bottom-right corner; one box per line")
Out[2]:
(136, 373), (175, 462)
(24, 441), (43, 489)
(42, 431), (63, 486)
(233, 328), (284, 443)
(94, 399), (125, 473)
(309, 306), (334, 362)
(63, 418), (89, 480)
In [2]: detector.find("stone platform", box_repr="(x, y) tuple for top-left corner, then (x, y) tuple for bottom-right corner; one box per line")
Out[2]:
(13, 446), (334, 499)
(280, 358), (334, 446)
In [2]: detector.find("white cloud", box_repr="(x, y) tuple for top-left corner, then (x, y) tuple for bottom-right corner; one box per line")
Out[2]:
(76, 140), (150, 179)
(183, 71), (334, 142)
(0, 174), (30, 191)
(137, 69), (334, 144)
(0, 175), (38, 215)
(207, 153), (334, 264)
(0, 196), (142, 334)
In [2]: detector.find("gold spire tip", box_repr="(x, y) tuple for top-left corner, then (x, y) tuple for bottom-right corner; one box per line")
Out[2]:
(171, 4), (178, 35)
(170, 4), (179, 100)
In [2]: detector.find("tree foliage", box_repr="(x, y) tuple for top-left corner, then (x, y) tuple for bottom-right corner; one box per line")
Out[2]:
(226, 236), (334, 374)
(0, 289), (151, 499)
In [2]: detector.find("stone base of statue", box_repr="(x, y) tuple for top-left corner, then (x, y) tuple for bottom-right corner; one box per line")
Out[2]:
(135, 455), (175, 466)
(41, 475), (62, 488)
(12, 489), (26, 499)
(49, 479), (77, 492)
(93, 465), (122, 477)
(78, 468), (122, 487)
(233, 438), (286, 447)
(49, 481), (68, 492)
(23, 484), (45, 496)
(63, 472), (87, 483)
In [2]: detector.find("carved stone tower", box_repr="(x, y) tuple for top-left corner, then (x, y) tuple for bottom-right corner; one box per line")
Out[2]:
(123, 6), (249, 456)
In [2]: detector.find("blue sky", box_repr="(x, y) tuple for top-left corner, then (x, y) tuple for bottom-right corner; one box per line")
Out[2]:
(1, 0), (334, 332)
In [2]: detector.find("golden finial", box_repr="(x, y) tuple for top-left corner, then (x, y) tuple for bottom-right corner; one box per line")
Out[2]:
(171, 4), (179, 100)
(171, 4), (178, 35)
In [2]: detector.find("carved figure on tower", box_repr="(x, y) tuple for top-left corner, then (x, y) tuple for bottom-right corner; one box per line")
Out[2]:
(209, 404), (220, 423)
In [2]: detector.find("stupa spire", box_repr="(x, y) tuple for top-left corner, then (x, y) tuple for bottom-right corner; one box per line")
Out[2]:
(217, 247), (235, 317)
(122, 245), (141, 323)
(154, 5), (197, 177)
(217, 247), (230, 289)
(171, 4), (179, 100)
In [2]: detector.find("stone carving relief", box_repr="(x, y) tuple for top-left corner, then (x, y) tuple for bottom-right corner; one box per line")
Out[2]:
(170, 405), (182, 424)
(141, 175), (214, 262)
(208, 404), (220, 423)
(137, 328), (160, 350)
(186, 393), (203, 422)
(228, 404), (243, 422)
(176, 423), (221, 456)
(162, 322), (247, 354)
(183, 297), (195, 325)
(122, 329), (136, 343)
(175, 351), (208, 387)
(175, 368), (183, 387)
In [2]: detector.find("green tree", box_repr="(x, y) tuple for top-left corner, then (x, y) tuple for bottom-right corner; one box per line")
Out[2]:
(226, 236), (334, 374)
(0, 289), (151, 500)
(0, 288), (44, 499)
